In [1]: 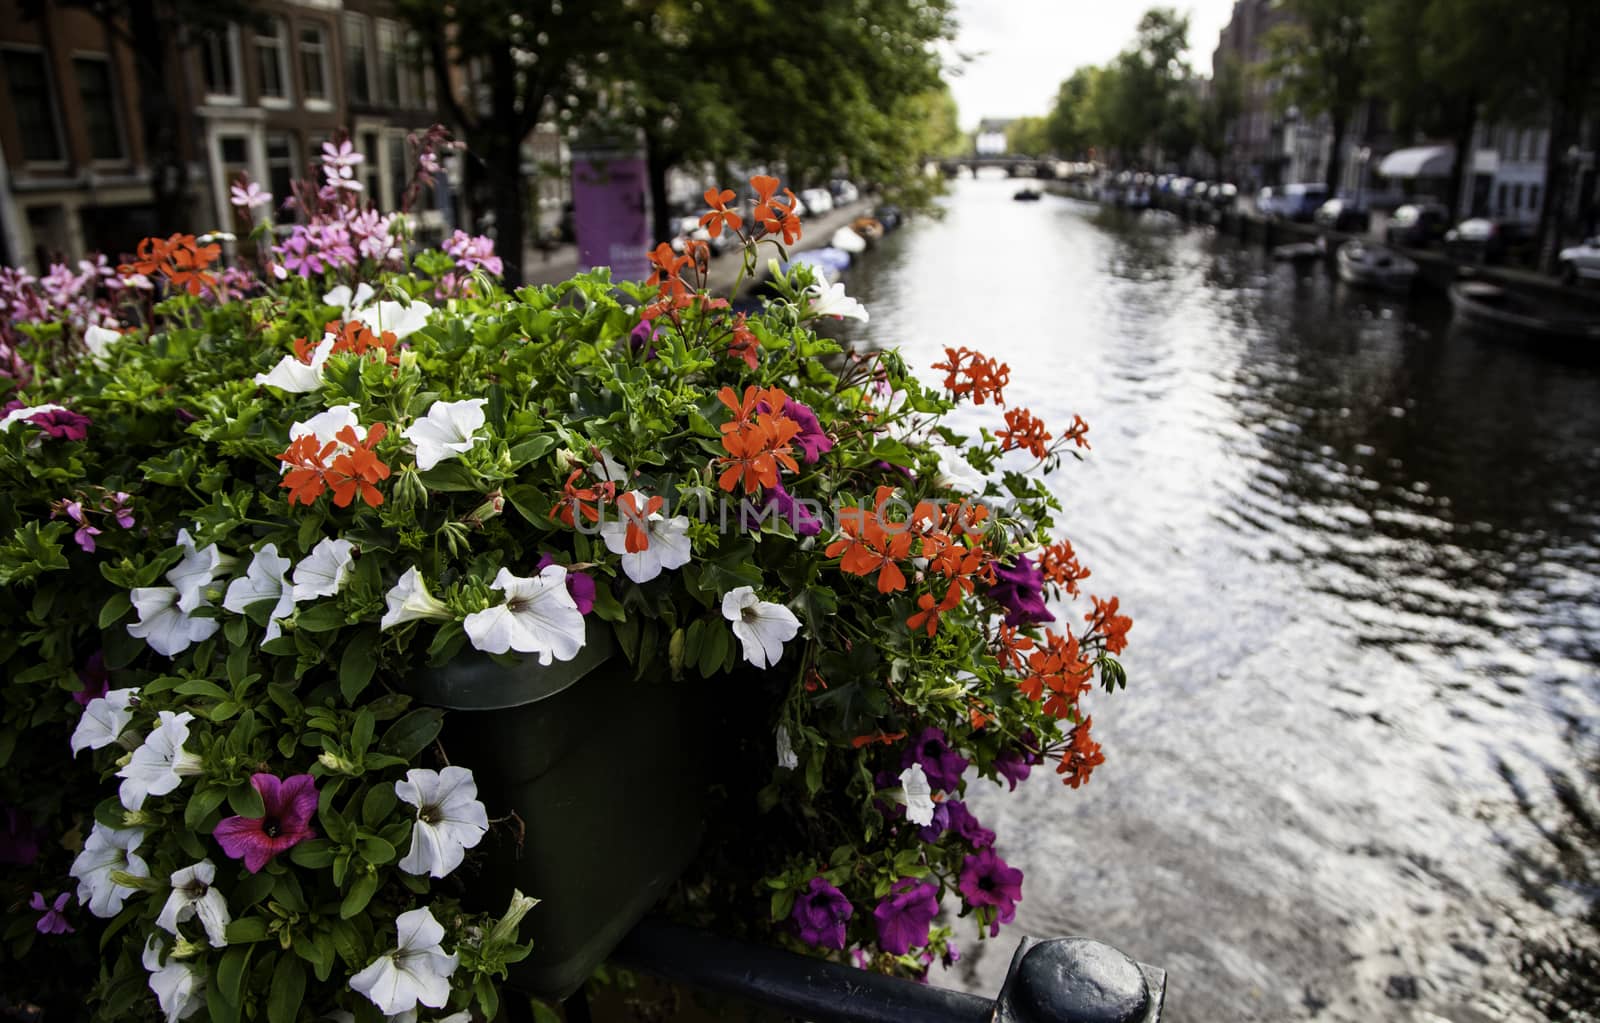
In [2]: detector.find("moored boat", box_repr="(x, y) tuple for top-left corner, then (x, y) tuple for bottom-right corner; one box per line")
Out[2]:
(1336, 241), (1418, 292)
(1448, 280), (1600, 343)
(1271, 239), (1324, 263)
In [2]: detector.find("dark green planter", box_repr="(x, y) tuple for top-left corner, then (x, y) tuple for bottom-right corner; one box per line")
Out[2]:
(405, 620), (708, 999)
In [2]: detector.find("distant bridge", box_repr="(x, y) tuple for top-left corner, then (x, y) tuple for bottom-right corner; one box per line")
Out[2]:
(936, 155), (1055, 178)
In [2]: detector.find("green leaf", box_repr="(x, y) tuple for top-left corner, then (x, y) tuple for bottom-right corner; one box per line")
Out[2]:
(339, 630), (379, 703)
(503, 484), (547, 525)
(416, 461), (480, 492)
(362, 784), (397, 828)
(507, 434), (556, 468)
(227, 781), (265, 819)
(222, 916), (271, 943)
(339, 871), (379, 918)
(289, 839), (335, 869)
(175, 679), (230, 701)
(184, 786), (229, 832)
(357, 835), (397, 864)
(294, 602), (346, 633)
(378, 709), (443, 759)
(697, 622), (729, 678)
(98, 591), (133, 629)
(267, 952), (306, 1023)
(216, 944), (252, 1010)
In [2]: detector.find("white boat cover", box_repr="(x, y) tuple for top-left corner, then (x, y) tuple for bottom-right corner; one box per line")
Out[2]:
(1378, 145), (1455, 179)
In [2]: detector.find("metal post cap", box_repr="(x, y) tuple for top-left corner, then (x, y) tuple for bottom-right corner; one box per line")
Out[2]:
(995, 936), (1153, 1023)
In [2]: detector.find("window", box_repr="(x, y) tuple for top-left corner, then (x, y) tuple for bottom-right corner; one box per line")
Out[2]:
(73, 56), (124, 161)
(343, 12), (371, 105)
(410, 32), (435, 109)
(256, 19), (290, 103)
(1496, 183), (1507, 214)
(1528, 184), (1541, 212)
(200, 28), (240, 100)
(265, 133), (296, 212)
(3, 48), (65, 163)
(298, 23), (330, 104)
(377, 20), (401, 106)
(387, 134), (409, 210)
(361, 131), (381, 196)
(217, 134), (252, 204)
(1511, 183), (1524, 210)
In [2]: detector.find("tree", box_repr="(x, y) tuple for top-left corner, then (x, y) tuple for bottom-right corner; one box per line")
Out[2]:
(1046, 68), (1098, 159)
(1262, 0), (1371, 192)
(1196, 58), (1243, 178)
(397, 0), (639, 287)
(1005, 117), (1050, 157)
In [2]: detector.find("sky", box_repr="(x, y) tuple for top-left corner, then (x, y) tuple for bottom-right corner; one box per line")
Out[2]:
(947, 0), (1241, 130)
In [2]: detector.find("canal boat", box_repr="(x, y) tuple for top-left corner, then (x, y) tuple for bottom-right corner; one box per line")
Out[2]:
(1448, 280), (1600, 343)
(1336, 241), (1418, 293)
(1271, 239), (1325, 264)
(1013, 187), (1042, 202)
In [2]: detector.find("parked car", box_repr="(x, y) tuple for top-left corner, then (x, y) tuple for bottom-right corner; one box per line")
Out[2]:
(1255, 186), (1283, 218)
(1279, 183), (1330, 222)
(1208, 182), (1239, 211)
(1386, 202), (1451, 247)
(1314, 196), (1370, 232)
(830, 179), (860, 205)
(1558, 237), (1600, 285)
(798, 188), (834, 215)
(1443, 217), (1537, 265)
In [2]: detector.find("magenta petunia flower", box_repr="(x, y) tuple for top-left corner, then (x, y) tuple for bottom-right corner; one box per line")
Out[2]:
(791, 876), (852, 949)
(901, 727), (968, 794)
(958, 848), (1023, 937)
(759, 398), (832, 463)
(987, 555), (1055, 627)
(943, 800), (996, 849)
(28, 408), (91, 441)
(213, 773), (318, 873)
(872, 878), (939, 955)
(30, 891), (73, 934)
(74, 651), (109, 707)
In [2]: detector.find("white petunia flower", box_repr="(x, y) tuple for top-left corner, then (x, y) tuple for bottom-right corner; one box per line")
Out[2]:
(355, 298), (432, 340)
(349, 906), (458, 1015)
(166, 528), (234, 614)
(402, 398), (487, 471)
(899, 763), (935, 827)
(118, 710), (203, 810)
(323, 282), (377, 315)
(462, 566), (586, 664)
(155, 860), (231, 948)
(70, 822), (149, 918)
(143, 936), (205, 1022)
(128, 586), (221, 657)
(0, 403), (66, 431)
(380, 567), (454, 630)
(292, 537), (356, 601)
(84, 324), (122, 364)
(721, 586), (801, 669)
(776, 725), (798, 771)
(289, 404), (366, 449)
(395, 766), (489, 879)
(598, 490), (692, 584)
(807, 280), (869, 322)
(222, 543), (296, 644)
(71, 686), (140, 756)
(588, 449), (628, 483)
(254, 332), (335, 392)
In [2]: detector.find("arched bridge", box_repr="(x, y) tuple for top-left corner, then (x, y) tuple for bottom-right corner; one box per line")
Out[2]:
(936, 156), (1055, 178)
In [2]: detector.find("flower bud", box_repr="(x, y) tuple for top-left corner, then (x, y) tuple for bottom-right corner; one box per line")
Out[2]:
(122, 809), (154, 828)
(317, 750), (359, 775)
(170, 938), (206, 959)
(466, 490), (504, 526)
(486, 889), (540, 947)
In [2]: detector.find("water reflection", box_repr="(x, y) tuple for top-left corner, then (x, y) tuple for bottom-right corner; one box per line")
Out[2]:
(839, 177), (1600, 1021)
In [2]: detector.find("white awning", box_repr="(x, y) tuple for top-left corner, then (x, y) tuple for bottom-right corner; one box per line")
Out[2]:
(1471, 149), (1500, 175)
(1378, 145), (1455, 179)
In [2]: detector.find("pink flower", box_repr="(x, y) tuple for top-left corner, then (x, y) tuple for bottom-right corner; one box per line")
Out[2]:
(229, 179), (273, 211)
(213, 773), (318, 872)
(30, 891), (73, 935)
(321, 138), (364, 171)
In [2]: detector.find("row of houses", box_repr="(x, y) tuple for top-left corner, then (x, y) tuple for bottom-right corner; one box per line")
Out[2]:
(1209, 0), (1595, 229)
(0, 0), (571, 270)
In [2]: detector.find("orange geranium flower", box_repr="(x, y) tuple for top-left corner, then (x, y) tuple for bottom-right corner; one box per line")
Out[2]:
(616, 491), (664, 553)
(550, 469), (602, 527)
(996, 407), (1052, 458)
(751, 175), (803, 246)
(278, 423), (390, 509)
(727, 313), (760, 370)
(930, 346), (1010, 406)
(714, 385), (801, 494)
(325, 319), (399, 364)
(1056, 717), (1105, 789)
(120, 233), (222, 297)
(699, 187), (743, 238)
(906, 586), (962, 637)
(1061, 413), (1091, 450)
(1039, 538), (1091, 596)
(1085, 595), (1132, 655)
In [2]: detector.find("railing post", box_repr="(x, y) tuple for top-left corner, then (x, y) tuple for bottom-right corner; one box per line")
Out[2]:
(994, 936), (1165, 1023)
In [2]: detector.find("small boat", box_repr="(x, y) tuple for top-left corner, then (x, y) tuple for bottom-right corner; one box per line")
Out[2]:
(1137, 209), (1181, 229)
(1272, 239), (1324, 263)
(1336, 241), (1418, 292)
(850, 217), (885, 242)
(830, 227), (868, 254)
(1013, 188), (1042, 202)
(1448, 281), (1600, 343)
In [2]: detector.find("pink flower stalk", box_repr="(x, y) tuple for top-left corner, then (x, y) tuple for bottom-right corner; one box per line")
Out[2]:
(106, 491), (135, 529)
(214, 773), (318, 872)
(63, 500), (102, 552)
(30, 891), (73, 935)
(230, 179), (273, 212)
(444, 230), (503, 276)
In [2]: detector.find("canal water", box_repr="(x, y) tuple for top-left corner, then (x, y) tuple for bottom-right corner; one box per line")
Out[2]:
(841, 175), (1600, 1022)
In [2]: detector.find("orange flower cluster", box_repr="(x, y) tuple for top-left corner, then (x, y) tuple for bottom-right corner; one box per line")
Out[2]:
(1055, 717), (1105, 788)
(1039, 538), (1090, 597)
(278, 424), (391, 508)
(1018, 630), (1094, 721)
(699, 187), (743, 239)
(931, 347), (1010, 406)
(849, 730), (907, 749)
(727, 313), (759, 370)
(996, 407), (1052, 458)
(1060, 413), (1091, 450)
(715, 385), (800, 494)
(750, 175), (803, 246)
(1085, 595), (1132, 655)
(550, 469), (618, 527)
(643, 241), (711, 322)
(120, 234), (221, 297)
(327, 319), (399, 364)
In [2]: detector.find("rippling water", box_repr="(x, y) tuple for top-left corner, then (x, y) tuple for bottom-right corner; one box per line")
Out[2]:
(843, 176), (1600, 1021)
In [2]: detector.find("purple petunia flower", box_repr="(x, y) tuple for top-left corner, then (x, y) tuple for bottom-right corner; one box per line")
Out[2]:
(902, 727), (968, 794)
(758, 398), (833, 464)
(535, 554), (596, 615)
(752, 482), (822, 537)
(628, 320), (660, 361)
(872, 878), (939, 955)
(75, 651), (109, 707)
(213, 773), (318, 873)
(993, 749), (1032, 790)
(791, 876), (852, 949)
(30, 891), (73, 935)
(958, 848), (1023, 937)
(944, 800), (996, 849)
(987, 555), (1055, 627)
(916, 799), (951, 842)
(28, 409), (91, 441)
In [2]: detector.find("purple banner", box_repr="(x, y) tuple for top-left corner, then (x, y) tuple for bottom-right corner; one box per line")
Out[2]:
(572, 154), (653, 281)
